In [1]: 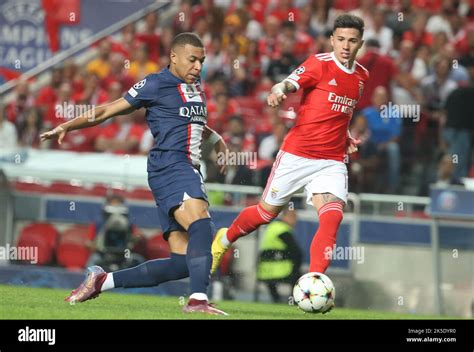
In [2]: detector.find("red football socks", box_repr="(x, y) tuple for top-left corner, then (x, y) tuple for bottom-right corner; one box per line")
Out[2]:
(309, 202), (344, 273)
(226, 204), (278, 243)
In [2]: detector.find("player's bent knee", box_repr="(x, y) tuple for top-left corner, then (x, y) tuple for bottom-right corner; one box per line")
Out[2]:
(173, 199), (210, 230)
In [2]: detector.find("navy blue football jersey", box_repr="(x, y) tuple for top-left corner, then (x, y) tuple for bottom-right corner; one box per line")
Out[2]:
(124, 67), (207, 171)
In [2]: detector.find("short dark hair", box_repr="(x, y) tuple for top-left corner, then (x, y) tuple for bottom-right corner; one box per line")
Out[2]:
(333, 14), (365, 37)
(171, 32), (204, 49)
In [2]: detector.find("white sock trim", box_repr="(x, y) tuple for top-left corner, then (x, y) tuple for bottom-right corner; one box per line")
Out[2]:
(190, 293), (208, 301)
(101, 273), (115, 292)
(220, 231), (230, 247)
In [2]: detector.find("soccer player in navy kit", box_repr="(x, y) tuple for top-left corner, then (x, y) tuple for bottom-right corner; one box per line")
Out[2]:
(41, 33), (228, 315)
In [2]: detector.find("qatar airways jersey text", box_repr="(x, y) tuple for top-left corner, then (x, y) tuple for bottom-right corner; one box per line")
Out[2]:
(124, 68), (206, 171)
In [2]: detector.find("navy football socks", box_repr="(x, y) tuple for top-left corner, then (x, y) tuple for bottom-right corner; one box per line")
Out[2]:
(113, 253), (188, 288)
(186, 218), (214, 295)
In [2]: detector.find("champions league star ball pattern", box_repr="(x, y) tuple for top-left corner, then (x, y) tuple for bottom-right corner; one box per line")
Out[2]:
(293, 272), (335, 313)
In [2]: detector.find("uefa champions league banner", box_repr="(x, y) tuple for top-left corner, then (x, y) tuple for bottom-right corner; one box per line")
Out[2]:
(429, 187), (474, 219)
(0, 0), (156, 76)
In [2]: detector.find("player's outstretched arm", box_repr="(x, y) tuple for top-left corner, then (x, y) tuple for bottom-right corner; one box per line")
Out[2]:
(267, 80), (297, 108)
(204, 125), (228, 175)
(40, 98), (135, 144)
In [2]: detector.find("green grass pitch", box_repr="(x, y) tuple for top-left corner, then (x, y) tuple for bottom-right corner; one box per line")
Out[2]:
(0, 284), (451, 320)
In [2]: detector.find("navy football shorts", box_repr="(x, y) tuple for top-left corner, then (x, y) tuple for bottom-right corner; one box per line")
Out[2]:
(148, 161), (208, 240)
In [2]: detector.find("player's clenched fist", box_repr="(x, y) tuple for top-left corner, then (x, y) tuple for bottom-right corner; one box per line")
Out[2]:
(267, 92), (287, 107)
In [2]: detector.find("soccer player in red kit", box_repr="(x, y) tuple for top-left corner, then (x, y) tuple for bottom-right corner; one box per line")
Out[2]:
(212, 14), (369, 286)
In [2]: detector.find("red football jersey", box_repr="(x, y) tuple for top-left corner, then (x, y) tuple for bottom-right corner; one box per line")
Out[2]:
(281, 52), (369, 161)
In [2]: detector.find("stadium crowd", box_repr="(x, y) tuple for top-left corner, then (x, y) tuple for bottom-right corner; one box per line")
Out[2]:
(1, 0), (473, 196)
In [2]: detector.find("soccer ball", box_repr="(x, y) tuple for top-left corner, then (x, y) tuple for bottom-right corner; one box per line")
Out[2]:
(292, 272), (335, 313)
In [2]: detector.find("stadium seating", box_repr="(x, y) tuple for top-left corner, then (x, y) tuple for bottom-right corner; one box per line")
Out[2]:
(12, 180), (50, 194)
(49, 181), (86, 195)
(16, 223), (59, 265)
(126, 187), (154, 201)
(56, 224), (94, 270)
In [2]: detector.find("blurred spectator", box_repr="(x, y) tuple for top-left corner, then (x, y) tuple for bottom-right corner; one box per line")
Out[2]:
(267, 37), (299, 83)
(207, 92), (240, 133)
(420, 55), (458, 152)
(44, 82), (75, 129)
(203, 35), (226, 79)
(420, 153), (465, 196)
(158, 27), (174, 68)
(310, 0), (340, 37)
(106, 81), (125, 103)
(241, 0), (264, 41)
(278, 20), (315, 61)
(74, 73), (109, 106)
(421, 55), (458, 111)
(95, 114), (145, 154)
(425, 4), (458, 40)
(402, 12), (433, 48)
(114, 23), (139, 60)
(101, 53), (134, 92)
(35, 66), (64, 109)
(194, 17), (211, 49)
(63, 59), (83, 95)
(18, 108), (42, 148)
(441, 44), (470, 85)
(5, 81), (34, 129)
(128, 44), (160, 81)
(257, 207), (301, 303)
(364, 7), (393, 55)
(221, 41), (247, 96)
(269, 0), (301, 24)
(87, 39), (112, 79)
(222, 14), (249, 56)
(295, 3), (315, 38)
(192, 0), (215, 25)
(258, 15), (281, 71)
(357, 39), (398, 111)
(442, 62), (474, 180)
(173, 0), (194, 33)
(222, 116), (256, 186)
(0, 103), (18, 149)
(136, 12), (161, 62)
(349, 113), (379, 193)
(222, 115), (256, 153)
(259, 121), (287, 161)
(361, 86), (402, 193)
(459, 25), (474, 62)
(350, 0), (375, 33)
(241, 40), (263, 95)
(392, 40), (423, 104)
(86, 194), (145, 272)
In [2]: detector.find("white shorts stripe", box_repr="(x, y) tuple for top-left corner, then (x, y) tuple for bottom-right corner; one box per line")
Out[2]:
(262, 151), (285, 200)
